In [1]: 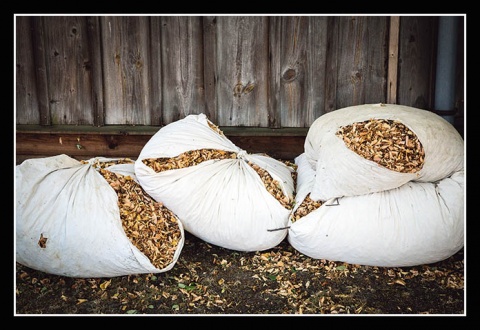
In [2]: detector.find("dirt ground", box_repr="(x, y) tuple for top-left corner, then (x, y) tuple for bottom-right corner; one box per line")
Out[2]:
(14, 231), (465, 316)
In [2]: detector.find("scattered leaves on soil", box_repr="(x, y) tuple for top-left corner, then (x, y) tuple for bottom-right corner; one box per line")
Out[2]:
(15, 233), (464, 315)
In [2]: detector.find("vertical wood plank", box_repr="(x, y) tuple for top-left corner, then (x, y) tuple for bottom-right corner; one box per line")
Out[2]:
(280, 16), (306, 127)
(160, 16), (205, 124)
(279, 16), (328, 127)
(336, 16), (366, 108)
(202, 16), (218, 123)
(101, 16), (151, 125)
(387, 16), (400, 104)
(454, 16), (464, 129)
(267, 16), (282, 128)
(42, 16), (94, 125)
(363, 16), (388, 103)
(335, 16), (388, 109)
(216, 16), (269, 127)
(428, 18), (439, 110)
(31, 16), (50, 125)
(15, 16), (40, 125)
(397, 16), (437, 110)
(307, 16), (329, 124)
(149, 16), (163, 126)
(324, 16), (339, 113)
(86, 16), (105, 126)
(15, 15), (458, 132)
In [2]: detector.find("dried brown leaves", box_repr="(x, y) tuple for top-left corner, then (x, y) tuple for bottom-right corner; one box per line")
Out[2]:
(142, 149), (237, 172)
(207, 120), (225, 136)
(290, 194), (323, 223)
(241, 247), (464, 314)
(292, 119), (428, 223)
(88, 158), (182, 270)
(15, 240), (465, 314)
(141, 122), (295, 210)
(336, 118), (425, 173)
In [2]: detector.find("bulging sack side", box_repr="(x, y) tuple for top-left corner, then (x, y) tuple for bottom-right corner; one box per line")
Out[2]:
(15, 154), (184, 278)
(288, 153), (464, 267)
(305, 103), (464, 200)
(135, 114), (295, 252)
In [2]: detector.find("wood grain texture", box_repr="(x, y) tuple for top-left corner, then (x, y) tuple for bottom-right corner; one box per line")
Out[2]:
(15, 16), (40, 125)
(279, 16), (328, 127)
(160, 16), (206, 123)
(16, 126), (307, 162)
(149, 17), (164, 126)
(387, 16), (400, 104)
(267, 16), (282, 128)
(202, 16), (218, 124)
(86, 16), (105, 126)
(42, 16), (94, 125)
(324, 16), (339, 113)
(16, 132), (152, 159)
(397, 16), (437, 110)
(14, 16), (464, 130)
(215, 16), (269, 127)
(363, 16), (388, 103)
(101, 16), (151, 124)
(454, 17), (464, 123)
(335, 16), (388, 109)
(32, 17), (50, 125)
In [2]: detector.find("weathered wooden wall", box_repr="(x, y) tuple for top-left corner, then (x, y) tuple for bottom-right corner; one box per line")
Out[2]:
(15, 15), (465, 161)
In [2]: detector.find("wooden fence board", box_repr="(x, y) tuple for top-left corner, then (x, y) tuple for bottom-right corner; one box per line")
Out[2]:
(387, 16), (400, 104)
(363, 16), (389, 103)
(31, 17), (50, 125)
(101, 16), (151, 125)
(148, 17), (164, 126)
(215, 16), (269, 127)
(324, 16), (339, 113)
(279, 16), (328, 127)
(86, 16), (105, 127)
(305, 17), (329, 124)
(15, 16), (40, 125)
(335, 16), (388, 108)
(397, 16), (437, 110)
(16, 126), (308, 163)
(42, 16), (94, 125)
(14, 15), (464, 132)
(160, 16), (206, 123)
(267, 16), (282, 128)
(454, 17), (464, 126)
(202, 16), (219, 124)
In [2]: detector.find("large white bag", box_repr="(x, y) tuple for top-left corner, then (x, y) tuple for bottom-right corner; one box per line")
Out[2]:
(288, 153), (465, 267)
(135, 114), (295, 252)
(305, 103), (464, 200)
(15, 154), (184, 278)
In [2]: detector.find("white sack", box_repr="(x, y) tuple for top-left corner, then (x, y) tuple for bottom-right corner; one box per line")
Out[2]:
(305, 103), (464, 200)
(288, 153), (465, 267)
(135, 114), (294, 252)
(15, 154), (184, 278)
